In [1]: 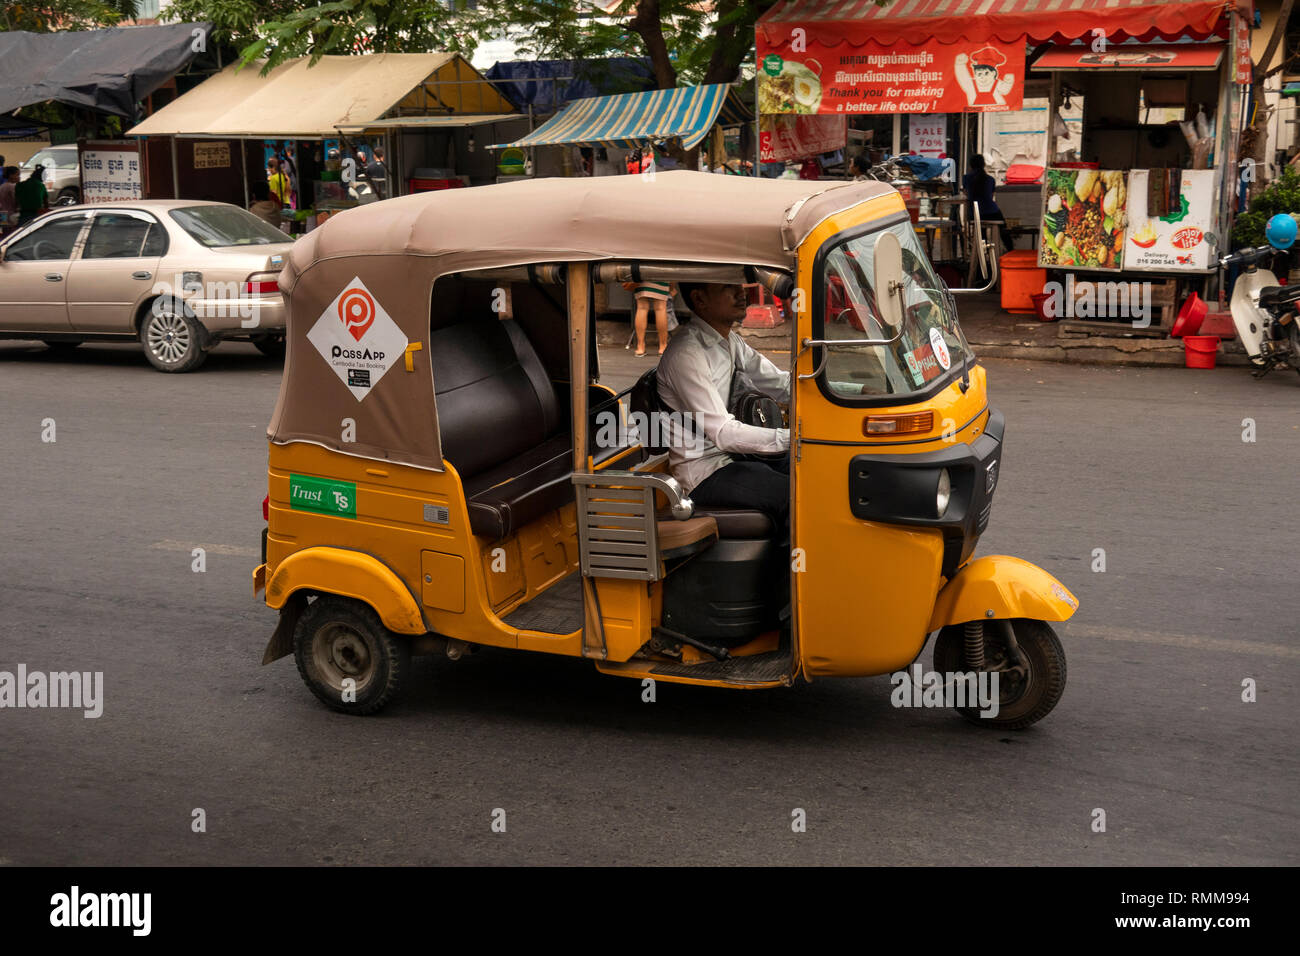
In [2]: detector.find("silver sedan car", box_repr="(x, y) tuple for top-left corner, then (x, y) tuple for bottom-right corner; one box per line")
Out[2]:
(0, 199), (293, 372)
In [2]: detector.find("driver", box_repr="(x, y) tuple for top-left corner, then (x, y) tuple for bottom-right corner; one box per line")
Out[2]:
(657, 282), (791, 531)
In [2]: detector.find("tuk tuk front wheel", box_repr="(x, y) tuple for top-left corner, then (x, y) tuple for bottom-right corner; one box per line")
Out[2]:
(932, 619), (1066, 730)
(293, 595), (411, 715)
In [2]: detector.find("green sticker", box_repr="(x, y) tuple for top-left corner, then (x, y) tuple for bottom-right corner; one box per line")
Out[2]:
(762, 54), (784, 77)
(289, 474), (357, 519)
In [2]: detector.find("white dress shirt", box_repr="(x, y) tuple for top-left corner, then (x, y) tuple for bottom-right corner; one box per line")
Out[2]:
(656, 319), (791, 492)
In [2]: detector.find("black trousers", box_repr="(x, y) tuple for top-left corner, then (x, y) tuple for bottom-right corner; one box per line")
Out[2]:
(690, 456), (790, 534)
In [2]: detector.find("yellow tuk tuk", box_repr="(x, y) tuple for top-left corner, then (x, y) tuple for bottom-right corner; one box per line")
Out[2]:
(253, 171), (1078, 728)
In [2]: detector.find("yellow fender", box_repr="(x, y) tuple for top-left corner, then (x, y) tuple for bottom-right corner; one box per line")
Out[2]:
(265, 547), (426, 635)
(928, 555), (1078, 632)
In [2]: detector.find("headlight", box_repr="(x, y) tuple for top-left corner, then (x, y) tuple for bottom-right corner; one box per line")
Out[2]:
(936, 469), (951, 517)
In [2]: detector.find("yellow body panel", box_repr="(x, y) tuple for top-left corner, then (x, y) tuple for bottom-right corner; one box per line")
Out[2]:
(266, 546), (426, 634)
(265, 441), (584, 655)
(928, 555), (1079, 631)
(790, 197), (995, 678)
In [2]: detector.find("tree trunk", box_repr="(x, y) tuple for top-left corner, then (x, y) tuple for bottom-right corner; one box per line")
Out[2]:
(630, 0), (677, 90)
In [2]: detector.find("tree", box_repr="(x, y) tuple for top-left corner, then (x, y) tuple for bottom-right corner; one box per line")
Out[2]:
(479, 0), (779, 88)
(2, 0), (139, 32)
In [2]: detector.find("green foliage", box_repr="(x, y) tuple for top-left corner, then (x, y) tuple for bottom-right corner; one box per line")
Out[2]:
(163, 0), (302, 50)
(1232, 166), (1300, 248)
(2, 0), (139, 32)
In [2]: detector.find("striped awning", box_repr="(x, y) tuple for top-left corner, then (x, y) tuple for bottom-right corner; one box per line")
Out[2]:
(758, 0), (1244, 46)
(489, 84), (750, 150)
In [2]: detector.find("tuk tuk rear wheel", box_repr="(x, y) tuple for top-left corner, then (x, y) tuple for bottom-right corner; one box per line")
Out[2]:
(932, 619), (1066, 730)
(293, 596), (410, 715)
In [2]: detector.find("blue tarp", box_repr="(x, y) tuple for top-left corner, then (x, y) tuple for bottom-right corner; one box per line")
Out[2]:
(485, 58), (654, 113)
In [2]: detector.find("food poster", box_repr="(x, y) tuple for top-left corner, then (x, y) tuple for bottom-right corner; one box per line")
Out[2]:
(1124, 169), (1216, 271)
(1038, 168), (1128, 271)
(756, 39), (1023, 115)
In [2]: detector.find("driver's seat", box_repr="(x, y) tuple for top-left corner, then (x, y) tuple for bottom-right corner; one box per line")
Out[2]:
(629, 367), (775, 540)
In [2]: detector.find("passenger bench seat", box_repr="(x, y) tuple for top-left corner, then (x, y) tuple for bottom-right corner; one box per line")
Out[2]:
(431, 318), (573, 540)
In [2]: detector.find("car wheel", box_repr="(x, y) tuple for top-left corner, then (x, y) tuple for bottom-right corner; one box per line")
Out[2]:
(55, 187), (80, 205)
(251, 333), (286, 360)
(140, 302), (208, 373)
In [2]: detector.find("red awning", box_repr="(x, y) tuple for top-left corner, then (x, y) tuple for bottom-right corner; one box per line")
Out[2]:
(1036, 43), (1225, 70)
(758, 0), (1245, 48)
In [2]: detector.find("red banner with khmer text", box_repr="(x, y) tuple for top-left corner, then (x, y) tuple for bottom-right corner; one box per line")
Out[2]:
(757, 38), (1025, 115)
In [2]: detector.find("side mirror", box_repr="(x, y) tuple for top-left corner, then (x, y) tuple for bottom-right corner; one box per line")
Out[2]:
(873, 230), (905, 329)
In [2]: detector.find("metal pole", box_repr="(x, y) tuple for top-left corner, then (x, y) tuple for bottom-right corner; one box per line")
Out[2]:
(241, 138), (249, 209)
(170, 135), (180, 198)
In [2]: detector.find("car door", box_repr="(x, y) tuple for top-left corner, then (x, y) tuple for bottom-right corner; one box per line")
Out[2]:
(66, 210), (166, 333)
(0, 212), (90, 333)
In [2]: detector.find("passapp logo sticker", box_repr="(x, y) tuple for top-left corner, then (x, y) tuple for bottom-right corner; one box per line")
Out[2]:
(289, 474), (357, 519)
(307, 276), (407, 400)
(929, 327), (951, 370)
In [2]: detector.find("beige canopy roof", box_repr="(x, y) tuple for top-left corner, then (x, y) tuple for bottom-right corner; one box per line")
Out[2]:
(127, 52), (515, 138)
(270, 171), (899, 472)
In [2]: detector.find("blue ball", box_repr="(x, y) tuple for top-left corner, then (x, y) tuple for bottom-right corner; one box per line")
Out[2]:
(1266, 213), (1297, 250)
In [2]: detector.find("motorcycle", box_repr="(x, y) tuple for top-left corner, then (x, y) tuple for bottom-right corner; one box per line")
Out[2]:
(1222, 215), (1300, 380)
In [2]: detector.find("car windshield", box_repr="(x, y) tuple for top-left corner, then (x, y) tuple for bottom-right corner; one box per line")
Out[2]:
(22, 149), (78, 170)
(817, 219), (973, 398)
(169, 205), (290, 247)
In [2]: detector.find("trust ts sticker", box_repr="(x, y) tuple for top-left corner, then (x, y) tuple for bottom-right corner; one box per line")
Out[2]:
(306, 277), (407, 401)
(929, 327), (951, 370)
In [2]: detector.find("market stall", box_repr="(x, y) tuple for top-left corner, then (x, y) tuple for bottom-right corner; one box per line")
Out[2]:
(755, 0), (1255, 331)
(126, 52), (516, 231)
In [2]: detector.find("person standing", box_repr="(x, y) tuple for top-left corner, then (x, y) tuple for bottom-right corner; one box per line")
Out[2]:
(267, 157), (291, 207)
(0, 166), (20, 235)
(279, 145), (299, 207)
(247, 182), (282, 229)
(14, 165), (49, 226)
(630, 279), (674, 356)
(365, 147), (387, 200)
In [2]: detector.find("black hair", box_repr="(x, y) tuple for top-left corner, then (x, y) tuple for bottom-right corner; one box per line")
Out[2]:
(678, 281), (708, 314)
(969, 154), (986, 173)
(251, 181), (270, 201)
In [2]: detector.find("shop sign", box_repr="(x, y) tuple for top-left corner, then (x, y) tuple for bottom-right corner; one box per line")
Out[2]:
(78, 141), (142, 203)
(908, 115), (947, 157)
(193, 142), (231, 169)
(756, 38), (1024, 115)
(759, 114), (847, 163)
(1124, 169), (1216, 271)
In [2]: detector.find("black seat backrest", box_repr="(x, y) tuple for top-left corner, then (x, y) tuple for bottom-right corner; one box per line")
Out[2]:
(430, 318), (560, 478)
(630, 366), (670, 456)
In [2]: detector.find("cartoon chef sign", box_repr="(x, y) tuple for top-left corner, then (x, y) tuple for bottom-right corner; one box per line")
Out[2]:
(955, 46), (1016, 108)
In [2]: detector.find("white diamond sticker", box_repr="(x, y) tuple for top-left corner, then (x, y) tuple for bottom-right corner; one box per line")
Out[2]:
(306, 277), (408, 401)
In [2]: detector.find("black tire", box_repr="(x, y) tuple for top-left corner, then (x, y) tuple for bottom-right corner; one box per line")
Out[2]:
(251, 333), (285, 360)
(55, 187), (80, 205)
(43, 340), (83, 354)
(139, 300), (208, 372)
(292, 595), (410, 715)
(932, 618), (1066, 730)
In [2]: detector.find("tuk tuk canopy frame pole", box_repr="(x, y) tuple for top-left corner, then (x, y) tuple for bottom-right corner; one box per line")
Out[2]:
(566, 260), (609, 661)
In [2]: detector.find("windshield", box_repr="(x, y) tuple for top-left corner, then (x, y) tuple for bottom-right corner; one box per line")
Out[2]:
(22, 149), (78, 170)
(818, 219), (973, 399)
(169, 205), (290, 247)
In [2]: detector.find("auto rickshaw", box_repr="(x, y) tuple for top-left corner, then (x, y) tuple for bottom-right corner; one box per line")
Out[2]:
(253, 171), (1078, 728)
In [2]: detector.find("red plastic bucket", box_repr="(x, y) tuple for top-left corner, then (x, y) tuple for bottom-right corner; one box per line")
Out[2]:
(1031, 292), (1055, 321)
(1184, 335), (1220, 369)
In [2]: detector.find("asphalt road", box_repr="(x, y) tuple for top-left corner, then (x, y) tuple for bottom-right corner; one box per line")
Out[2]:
(1, 338), (1296, 866)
